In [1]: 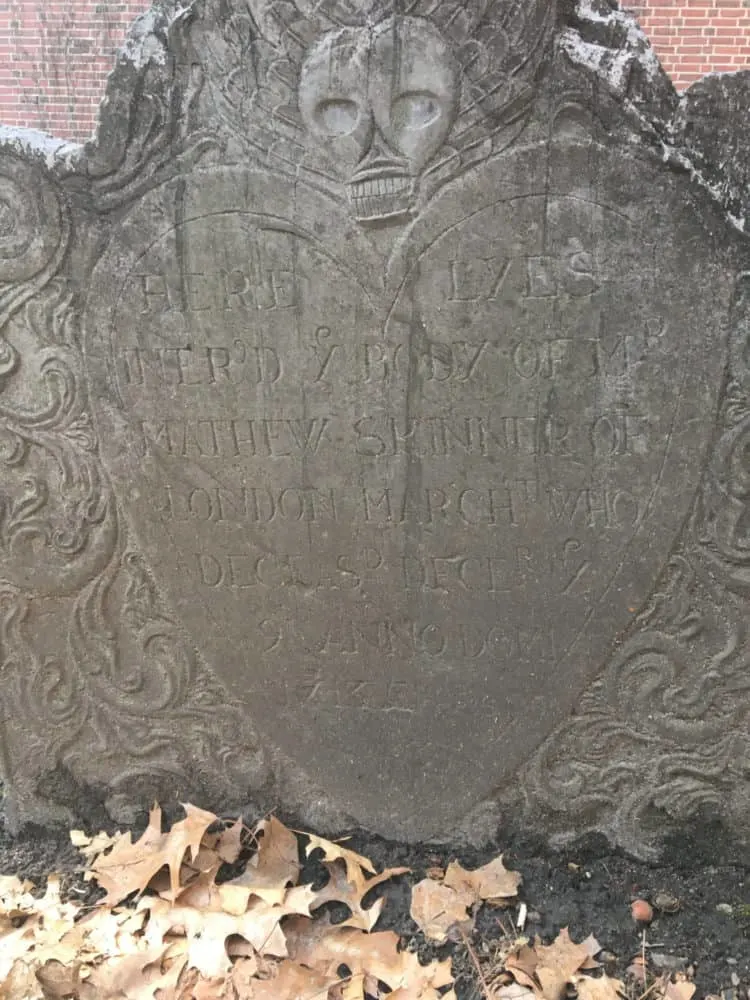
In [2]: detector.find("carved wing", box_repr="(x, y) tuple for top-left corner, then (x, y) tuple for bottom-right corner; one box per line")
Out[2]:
(190, 0), (555, 190)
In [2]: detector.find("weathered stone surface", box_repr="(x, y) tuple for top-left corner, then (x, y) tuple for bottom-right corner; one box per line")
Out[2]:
(0, 0), (747, 854)
(673, 70), (750, 234)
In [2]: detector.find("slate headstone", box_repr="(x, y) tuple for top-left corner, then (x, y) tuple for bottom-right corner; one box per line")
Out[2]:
(0, 0), (747, 855)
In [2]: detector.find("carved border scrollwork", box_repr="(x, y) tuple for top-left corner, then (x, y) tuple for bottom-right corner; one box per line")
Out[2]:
(521, 272), (750, 856)
(690, 272), (750, 591)
(0, 145), (266, 827)
(0, 154), (69, 378)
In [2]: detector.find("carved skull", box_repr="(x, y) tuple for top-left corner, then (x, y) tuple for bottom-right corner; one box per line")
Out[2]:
(299, 17), (459, 224)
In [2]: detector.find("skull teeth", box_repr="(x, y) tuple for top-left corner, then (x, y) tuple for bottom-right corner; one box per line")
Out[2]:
(348, 174), (414, 222)
(350, 176), (410, 198)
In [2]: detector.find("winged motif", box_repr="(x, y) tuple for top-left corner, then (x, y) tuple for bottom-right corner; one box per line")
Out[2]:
(189, 0), (555, 223)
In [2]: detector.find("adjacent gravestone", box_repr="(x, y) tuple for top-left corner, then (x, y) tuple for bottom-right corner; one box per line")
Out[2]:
(0, 0), (747, 855)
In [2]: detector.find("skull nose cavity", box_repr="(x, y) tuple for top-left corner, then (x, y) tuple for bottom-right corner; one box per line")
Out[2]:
(355, 128), (408, 172)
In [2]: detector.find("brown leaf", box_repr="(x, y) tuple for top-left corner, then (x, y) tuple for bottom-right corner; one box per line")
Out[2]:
(0, 960), (45, 1000)
(286, 916), (452, 995)
(229, 816), (300, 905)
(494, 985), (536, 1000)
(443, 856), (521, 904)
(504, 943), (540, 992)
(662, 982), (697, 1000)
(141, 891), (297, 969)
(409, 879), (474, 944)
(576, 975), (625, 1000)
(535, 928), (599, 974)
(215, 819), (245, 865)
(9, 877), (82, 973)
(304, 833), (377, 883)
(578, 934), (602, 971)
(35, 960), (81, 999)
(77, 946), (169, 1000)
(225, 956), (263, 997)
(70, 830), (121, 866)
(311, 858), (409, 931)
(89, 804), (218, 905)
(505, 930), (599, 1000)
(244, 959), (340, 1000)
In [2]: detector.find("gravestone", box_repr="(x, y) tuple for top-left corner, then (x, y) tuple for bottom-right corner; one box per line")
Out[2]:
(0, 0), (748, 857)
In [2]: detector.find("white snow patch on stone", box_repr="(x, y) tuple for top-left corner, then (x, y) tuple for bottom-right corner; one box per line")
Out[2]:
(0, 126), (81, 169)
(558, 30), (632, 95)
(658, 140), (747, 236)
(568, 0), (663, 84)
(118, 3), (193, 68)
(118, 9), (168, 69)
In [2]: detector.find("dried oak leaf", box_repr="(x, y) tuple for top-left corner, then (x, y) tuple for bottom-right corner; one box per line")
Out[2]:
(504, 943), (539, 991)
(74, 906), (148, 963)
(140, 888), (309, 976)
(506, 929), (601, 1000)
(214, 819), (245, 865)
(5, 876), (84, 979)
(494, 985), (536, 1000)
(170, 970), (228, 1000)
(240, 959), (342, 1000)
(443, 856), (522, 905)
(34, 959), (81, 1000)
(661, 982), (696, 1000)
(228, 817), (301, 905)
(89, 804), (218, 905)
(576, 975), (625, 1000)
(286, 915), (453, 997)
(311, 858), (409, 932)
(409, 879), (475, 944)
(75, 945), (171, 1000)
(304, 834), (378, 884)
(173, 858), (315, 921)
(70, 830), (121, 866)
(0, 959), (44, 1000)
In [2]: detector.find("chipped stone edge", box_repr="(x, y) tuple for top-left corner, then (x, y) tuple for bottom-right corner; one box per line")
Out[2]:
(0, 1), (191, 173)
(561, 0), (748, 236)
(559, 0), (664, 97)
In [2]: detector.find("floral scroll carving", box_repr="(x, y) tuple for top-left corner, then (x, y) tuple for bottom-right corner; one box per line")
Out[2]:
(0, 147), (267, 828)
(521, 274), (750, 857)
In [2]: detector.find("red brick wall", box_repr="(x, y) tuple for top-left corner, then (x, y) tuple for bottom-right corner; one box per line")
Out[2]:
(1, 1), (749, 143)
(628, 0), (750, 88)
(0, 0), (147, 141)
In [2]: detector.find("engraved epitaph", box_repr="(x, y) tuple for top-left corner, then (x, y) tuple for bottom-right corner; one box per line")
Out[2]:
(1, 0), (748, 850)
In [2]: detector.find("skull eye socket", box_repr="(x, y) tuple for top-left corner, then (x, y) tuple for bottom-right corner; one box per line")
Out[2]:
(314, 99), (359, 135)
(391, 91), (441, 131)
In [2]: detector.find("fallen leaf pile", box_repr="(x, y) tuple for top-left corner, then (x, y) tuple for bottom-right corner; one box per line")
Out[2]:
(497, 927), (608, 1000)
(410, 857), (522, 944)
(0, 806), (440, 1000)
(0, 806), (708, 1000)
(483, 927), (698, 1000)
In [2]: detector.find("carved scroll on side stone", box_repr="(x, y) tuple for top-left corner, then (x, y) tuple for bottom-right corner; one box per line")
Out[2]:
(0, 146), (268, 829)
(519, 273), (750, 859)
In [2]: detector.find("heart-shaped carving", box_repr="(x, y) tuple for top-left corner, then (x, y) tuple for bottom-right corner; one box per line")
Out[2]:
(84, 141), (733, 839)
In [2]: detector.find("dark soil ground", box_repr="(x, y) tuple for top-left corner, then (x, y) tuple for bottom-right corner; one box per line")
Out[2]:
(1, 818), (747, 999)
